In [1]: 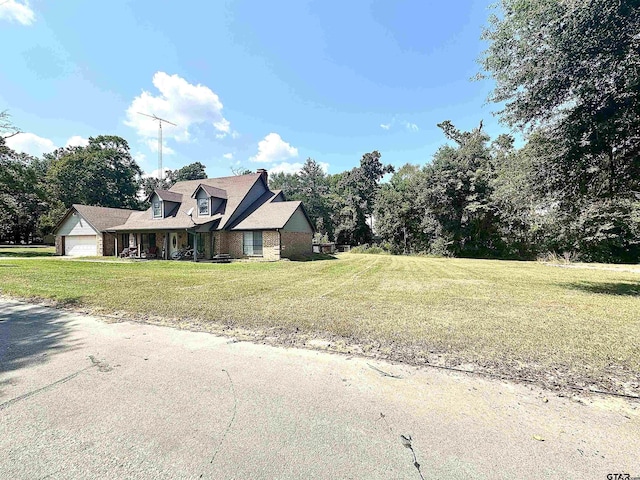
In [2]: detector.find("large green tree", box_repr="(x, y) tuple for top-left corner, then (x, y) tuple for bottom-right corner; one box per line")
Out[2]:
(374, 122), (538, 258)
(168, 161), (207, 183)
(140, 161), (208, 198)
(0, 137), (48, 243)
(269, 159), (333, 238)
(375, 164), (428, 254)
(46, 135), (142, 210)
(333, 151), (394, 245)
(480, 0), (640, 261)
(418, 121), (502, 257)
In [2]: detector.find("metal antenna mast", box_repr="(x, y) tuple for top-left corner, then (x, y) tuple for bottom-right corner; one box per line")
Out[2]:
(138, 112), (177, 181)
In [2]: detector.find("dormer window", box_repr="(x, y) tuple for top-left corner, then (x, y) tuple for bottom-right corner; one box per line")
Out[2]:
(153, 201), (162, 218)
(198, 198), (209, 216)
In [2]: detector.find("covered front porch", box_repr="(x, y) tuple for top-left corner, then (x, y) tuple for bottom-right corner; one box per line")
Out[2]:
(113, 230), (219, 261)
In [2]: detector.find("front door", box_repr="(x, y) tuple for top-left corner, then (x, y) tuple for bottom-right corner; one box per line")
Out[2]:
(169, 232), (178, 257)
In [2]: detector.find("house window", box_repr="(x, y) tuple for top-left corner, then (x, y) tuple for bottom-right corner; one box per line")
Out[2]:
(141, 233), (156, 251)
(198, 198), (209, 216)
(153, 201), (162, 218)
(187, 232), (205, 255)
(243, 231), (263, 256)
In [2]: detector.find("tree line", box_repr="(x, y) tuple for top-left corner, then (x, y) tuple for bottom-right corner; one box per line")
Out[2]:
(2, 0), (638, 262)
(272, 0), (640, 263)
(0, 117), (208, 244)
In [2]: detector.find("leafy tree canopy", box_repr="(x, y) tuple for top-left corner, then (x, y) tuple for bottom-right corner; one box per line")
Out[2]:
(480, 0), (640, 200)
(46, 135), (142, 210)
(140, 162), (208, 199)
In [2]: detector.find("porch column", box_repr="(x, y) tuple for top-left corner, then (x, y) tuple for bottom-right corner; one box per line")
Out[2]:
(193, 233), (198, 263)
(115, 235), (118, 258)
(164, 233), (168, 260)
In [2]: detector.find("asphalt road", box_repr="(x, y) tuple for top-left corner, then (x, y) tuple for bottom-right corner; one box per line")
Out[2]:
(1, 299), (638, 479)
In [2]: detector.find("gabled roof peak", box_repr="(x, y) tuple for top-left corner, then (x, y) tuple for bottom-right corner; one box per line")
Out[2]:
(191, 183), (228, 199)
(154, 189), (183, 203)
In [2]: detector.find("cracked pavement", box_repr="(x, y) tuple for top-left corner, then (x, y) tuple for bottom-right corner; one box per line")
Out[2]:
(1, 299), (638, 479)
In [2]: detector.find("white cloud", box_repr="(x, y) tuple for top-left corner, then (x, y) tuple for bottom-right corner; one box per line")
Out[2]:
(133, 152), (146, 164)
(143, 168), (172, 179)
(145, 139), (175, 155)
(65, 135), (89, 148)
(125, 72), (230, 143)
(380, 118), (419, 132)
(5, 132), (55, 156)
(0, 0), (35, 25)
(213, 118), (230, 134)
(250, 133), (298, 164)
(404, 121), (419, 132)
(223, 153), (234, 160)
(269, 162), (304, 175)
(269, 161), (329, 175)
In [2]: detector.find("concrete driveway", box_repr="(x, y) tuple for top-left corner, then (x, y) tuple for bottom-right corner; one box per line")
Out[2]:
(1, 299), (638, 479)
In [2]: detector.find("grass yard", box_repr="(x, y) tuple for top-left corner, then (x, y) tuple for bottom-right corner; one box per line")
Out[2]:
(1, 253), (638, 393)
(0, 245), (56, 257)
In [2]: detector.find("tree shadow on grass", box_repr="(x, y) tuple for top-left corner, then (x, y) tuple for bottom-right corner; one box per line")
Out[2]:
(0, 250), (56, 258)
(0, 300), (81, 396)
(288, 253), (339, 262)
(562, 281), (640, 297)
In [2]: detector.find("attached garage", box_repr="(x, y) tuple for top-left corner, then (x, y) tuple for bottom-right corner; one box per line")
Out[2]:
(53, 204), (136, 257)
(64, 235), (98, 256)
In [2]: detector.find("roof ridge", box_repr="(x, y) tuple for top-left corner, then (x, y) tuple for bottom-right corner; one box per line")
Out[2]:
(73, 204), (138, 212)
(169, 172), (260, 189)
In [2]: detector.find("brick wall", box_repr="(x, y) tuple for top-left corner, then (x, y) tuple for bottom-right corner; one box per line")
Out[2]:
(221, 230), (281, 260)
(227, 231), (244, 258)
(55, 235), (63, 255)
(96, 234), (103, 256)
(262, 231), (280, 261)
(102, 233), (116, 256)
(203, 232), (212, 259)
(177, 231), (188, 249)
(156, 233), (165, 250)
(213, 231), (222, 255)
(280, 232), (312, 259)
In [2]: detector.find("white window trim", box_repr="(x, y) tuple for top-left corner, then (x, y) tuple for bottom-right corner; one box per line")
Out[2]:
(198, 197), (210, 216)
(243, 231), (263, 257)
(153, 200), (162, 219)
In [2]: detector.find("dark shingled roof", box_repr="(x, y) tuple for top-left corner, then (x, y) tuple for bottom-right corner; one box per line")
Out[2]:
(231, 201), (305, 230)
(192, 184), (228, 199)
(110, 173), (264, 231)
(155, 189), (183, 203)
(70, 204), (136, 232)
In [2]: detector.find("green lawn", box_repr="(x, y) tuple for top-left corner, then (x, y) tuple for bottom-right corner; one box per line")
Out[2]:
(1, 253), (638, 393)
(0, 246), (56, 257)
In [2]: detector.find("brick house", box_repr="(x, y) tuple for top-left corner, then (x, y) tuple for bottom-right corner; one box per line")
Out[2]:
(54, 170), (314, 261)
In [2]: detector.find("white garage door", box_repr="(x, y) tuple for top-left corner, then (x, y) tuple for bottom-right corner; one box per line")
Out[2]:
(64, 235), (97, 256)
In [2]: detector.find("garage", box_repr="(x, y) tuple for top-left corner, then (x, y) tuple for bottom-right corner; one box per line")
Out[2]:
(64, 235), (97, 256)
(54, 205), (135, 257)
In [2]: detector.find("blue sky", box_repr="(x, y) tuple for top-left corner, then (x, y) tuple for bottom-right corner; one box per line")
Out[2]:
(1, 0), (503, 178)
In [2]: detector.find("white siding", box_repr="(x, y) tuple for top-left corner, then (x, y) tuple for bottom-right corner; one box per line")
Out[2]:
(65, 235), (97, 256)
(57, 213), (99, 236)
(282, 207), (313, 233)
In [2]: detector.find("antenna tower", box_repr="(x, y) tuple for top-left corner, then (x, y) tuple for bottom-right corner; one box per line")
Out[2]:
(137, 112), (177, 181)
